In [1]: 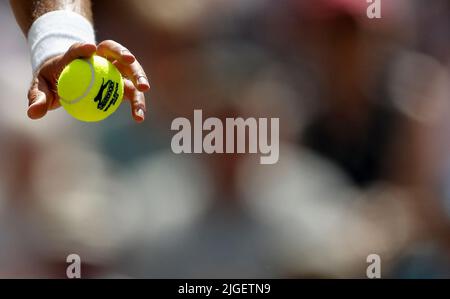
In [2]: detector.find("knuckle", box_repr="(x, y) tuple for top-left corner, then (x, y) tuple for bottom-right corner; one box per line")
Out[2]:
(28, 90), (40, 104)
(101, 40), (118, 49)
(120, 48), (131, 55)
(133, 71), (146, 79)
(28, 81), (38, 98)
(133, 100), (146, 111)
(134, 94), (146, 107)
(68, 42), (81, 52)
(27, 90), (35, 100)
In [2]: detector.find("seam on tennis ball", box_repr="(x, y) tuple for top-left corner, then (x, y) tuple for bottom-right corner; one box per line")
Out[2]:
(59, 59), (95, 105)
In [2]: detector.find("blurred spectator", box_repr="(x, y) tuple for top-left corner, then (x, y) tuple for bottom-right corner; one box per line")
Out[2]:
(1, 0), (450, 278)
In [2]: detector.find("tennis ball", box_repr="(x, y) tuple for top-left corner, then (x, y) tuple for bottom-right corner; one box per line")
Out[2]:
(57, 55), (124, 122)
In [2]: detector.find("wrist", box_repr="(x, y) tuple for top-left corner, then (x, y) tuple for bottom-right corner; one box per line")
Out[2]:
(27, 10), (96, 73)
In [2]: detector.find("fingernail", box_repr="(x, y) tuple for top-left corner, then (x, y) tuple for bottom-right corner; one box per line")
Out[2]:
(138, 77), (149, 87)
(136, 108), (145, 120)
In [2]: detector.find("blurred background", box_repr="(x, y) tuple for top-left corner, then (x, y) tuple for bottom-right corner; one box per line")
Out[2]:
(1, 0), (450, 278)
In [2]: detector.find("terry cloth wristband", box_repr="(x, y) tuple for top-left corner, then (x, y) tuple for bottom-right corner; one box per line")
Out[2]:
(28, 10), (96, 74)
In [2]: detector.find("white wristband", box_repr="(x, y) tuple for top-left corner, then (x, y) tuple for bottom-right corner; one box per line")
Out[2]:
(28, 10), (96, 73)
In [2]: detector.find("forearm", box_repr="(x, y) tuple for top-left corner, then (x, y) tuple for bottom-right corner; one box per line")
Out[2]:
(10, 0), (93, 35)
(10, 0), (148, 122)
(10, 0), (96, 73)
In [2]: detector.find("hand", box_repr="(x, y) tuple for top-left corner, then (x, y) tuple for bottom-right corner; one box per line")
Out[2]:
(27, 40), (150, 123)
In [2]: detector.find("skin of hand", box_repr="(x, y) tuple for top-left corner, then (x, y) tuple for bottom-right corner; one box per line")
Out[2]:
(10, 0), (150, 122)
(29, 41), (150, 122)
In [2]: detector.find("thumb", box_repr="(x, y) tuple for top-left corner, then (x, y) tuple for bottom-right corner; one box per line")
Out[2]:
(27, 76), (53, 120)
(59, 42), (97, 67)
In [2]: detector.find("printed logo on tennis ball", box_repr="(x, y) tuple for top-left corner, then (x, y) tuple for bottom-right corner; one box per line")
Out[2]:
(57, 55), (124, 122)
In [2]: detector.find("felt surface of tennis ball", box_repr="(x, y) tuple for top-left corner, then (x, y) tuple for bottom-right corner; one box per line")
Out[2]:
(57, 55), (124, 122)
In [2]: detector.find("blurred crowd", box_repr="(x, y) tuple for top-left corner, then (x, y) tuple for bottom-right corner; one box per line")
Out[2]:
(1, 0), (450, 278)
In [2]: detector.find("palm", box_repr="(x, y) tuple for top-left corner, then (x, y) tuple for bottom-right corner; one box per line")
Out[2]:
(27, 41), (150, 122)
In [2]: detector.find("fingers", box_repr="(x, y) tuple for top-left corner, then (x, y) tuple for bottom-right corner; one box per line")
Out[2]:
(97, 40), (136, 65)
(97, 40), (150, 92)
(114, 60), (150, 92)
(95, 41), (150, 123)
(124, 79), (146, 123)
(27, 41), (149, 123)
(27, 76), (54, 120)
(26, 43), (95, 120)
(59, 42), (97, 67)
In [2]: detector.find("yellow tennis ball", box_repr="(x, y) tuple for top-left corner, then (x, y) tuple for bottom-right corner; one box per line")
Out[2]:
(57, 55), (124, 122)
